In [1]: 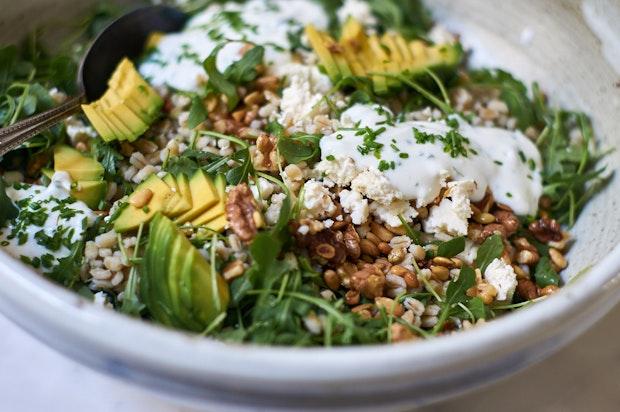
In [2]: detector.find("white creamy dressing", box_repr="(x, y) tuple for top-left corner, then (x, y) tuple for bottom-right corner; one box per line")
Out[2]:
(0, 172), (96, 270)
(139, 0), (329, 91)
(321, 104), (543, 215)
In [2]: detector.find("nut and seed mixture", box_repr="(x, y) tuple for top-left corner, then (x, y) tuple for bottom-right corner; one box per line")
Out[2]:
(0, 0), (609, 345)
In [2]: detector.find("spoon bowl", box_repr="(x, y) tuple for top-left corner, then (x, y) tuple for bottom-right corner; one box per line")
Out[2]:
(0, 5), (187, 156)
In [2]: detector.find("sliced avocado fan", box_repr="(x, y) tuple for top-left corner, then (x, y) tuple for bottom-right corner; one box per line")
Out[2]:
(82, 58), (163, 142)
(305, 18), (463, 94)
(140, 213), (230, 331)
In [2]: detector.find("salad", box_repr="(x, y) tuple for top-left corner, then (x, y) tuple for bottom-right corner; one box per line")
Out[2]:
(0, 0), (610, 345)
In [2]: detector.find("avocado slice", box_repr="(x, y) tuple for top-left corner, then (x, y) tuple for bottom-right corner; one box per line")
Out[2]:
(161, 174), (183, 217)
(114, 174), (174, 232)
(305, 24), (342, 80)
(142, 213), (177, 327)
(81, 104), (115, 142)
(175, 170), (218, 224)
(204, 214), (227, 232)
(306, 19), (463, 94)
(166, 235), (205, 330)
(192, 174), (226, 227)
(176, 173), (193, 212)
(82, 57), (163, 143)
(140, 214), (230, 331)
(54, 145), (104, 181)
(71, 180), (107, 209)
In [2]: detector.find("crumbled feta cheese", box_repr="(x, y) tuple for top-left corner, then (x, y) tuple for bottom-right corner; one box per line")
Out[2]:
(250, 177), (277, 200)
(265, 193), (287, 225)
(484, 258), (518, 302)
(65, 116), (97, 142)
(423, 180), (475, 237)
(315, 156), (361, 186)
(336, 0), (377, 26)
(370, 199), (418, 227)
(276, 63), (332, 132)
(339, 189), (369, 225)
(302, 179), (336, 219)
(457, 239), (479, 265)
(298, 225), (310, 235)
(351, 169), (401, 205)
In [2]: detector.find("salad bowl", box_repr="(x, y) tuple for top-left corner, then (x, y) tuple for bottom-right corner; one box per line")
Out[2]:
(0, 0), (619, 410)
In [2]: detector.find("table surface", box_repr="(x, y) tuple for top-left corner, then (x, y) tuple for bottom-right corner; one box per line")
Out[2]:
(2, 306), (620, 412)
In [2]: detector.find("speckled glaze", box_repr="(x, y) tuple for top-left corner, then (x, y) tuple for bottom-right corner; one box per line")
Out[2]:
(0, 0), (619, 410)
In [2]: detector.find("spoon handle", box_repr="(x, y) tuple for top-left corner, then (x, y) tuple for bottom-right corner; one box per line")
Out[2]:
(0, 94), (85, 157)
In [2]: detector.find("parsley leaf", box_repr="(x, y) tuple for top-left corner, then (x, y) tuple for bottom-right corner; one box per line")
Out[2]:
(92, 138), (122, 176)
(0, 179), (18, 227)
(45, 241), (84, 288)
(475, 234), (504, 273)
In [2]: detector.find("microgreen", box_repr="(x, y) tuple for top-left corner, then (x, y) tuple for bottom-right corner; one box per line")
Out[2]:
(436, 236), (465, 258)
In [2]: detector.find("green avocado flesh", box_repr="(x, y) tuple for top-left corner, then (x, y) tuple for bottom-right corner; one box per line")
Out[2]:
(140, 213), (230, 331)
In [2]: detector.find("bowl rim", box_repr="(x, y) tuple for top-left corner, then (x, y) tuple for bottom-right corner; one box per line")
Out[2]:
(0, 239), (619, 384)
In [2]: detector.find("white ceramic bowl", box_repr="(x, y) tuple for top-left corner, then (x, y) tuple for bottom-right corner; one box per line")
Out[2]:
(1, 0), (619, 410)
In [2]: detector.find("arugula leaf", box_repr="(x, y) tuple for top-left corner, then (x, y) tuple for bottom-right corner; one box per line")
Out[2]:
(204, 44), (265, 111)
(538, 110), (612, 226)
(92, 138), (122, 176)
(534, 256), (560, 288)
(187, 94), (208, 129)
(398, 215), (423, 245)
(467, 296), (486, 320)
(475, 234), (504, 273)
(225, 148), (253, 185)
(468, 69), (536, 130)
(432, 266), (476, 333)
(277, 133), (321, 164)
(368, 0), (433, 40)
(224, 45), (264, 84)
(163, 148), (220, 176)
(203, 45), (239, 110)
(0, 179), (18, 227)
(445, 266), (476, 306)
(436, 236), (465, 258)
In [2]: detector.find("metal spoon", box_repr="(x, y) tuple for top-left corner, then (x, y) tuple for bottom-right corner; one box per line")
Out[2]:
(0, 5), (187, 156)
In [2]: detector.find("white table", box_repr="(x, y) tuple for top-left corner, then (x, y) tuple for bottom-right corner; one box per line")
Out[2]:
(2, 307), (619, 412)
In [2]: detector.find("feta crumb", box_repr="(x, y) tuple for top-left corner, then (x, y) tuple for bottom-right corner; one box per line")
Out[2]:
(336, 0), (377, 26)
(484, 258), (518, 302)
(456, 239), (479, 265)
(315, 156), (361, 186)
(423, 180), (475, 237)
(250, 177), (277, 200)
(298, 225), (310, 235)
(370, 199), (418, 227)
(351, 169), (402, 205)
(302, 180), (336, 219)
(265, 193), (287, 225)
(339, 189), (369, 225)
(324, 219), (334, 228)
(276, 63), (332, 132)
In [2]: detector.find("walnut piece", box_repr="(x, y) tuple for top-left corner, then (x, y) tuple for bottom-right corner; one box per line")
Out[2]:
(225, 183), (263, 242)
(251, 133), (279, 172)
(294, 227), (347, 265)
(529, 217), (563, 243)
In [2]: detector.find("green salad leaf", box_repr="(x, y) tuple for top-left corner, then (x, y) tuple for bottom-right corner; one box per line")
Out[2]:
(534, 256), (560, 288)
(475, 234), (504, 272)
(436, 236), (465, 258)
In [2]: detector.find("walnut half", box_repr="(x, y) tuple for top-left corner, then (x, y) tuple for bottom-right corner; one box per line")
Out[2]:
(225, 183), (264, 242)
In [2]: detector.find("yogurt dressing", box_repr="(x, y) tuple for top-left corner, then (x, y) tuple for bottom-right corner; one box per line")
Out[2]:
(321, 104), (543, 215)
(139, 0), (329, 91)
(0, 172), (97, 271)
